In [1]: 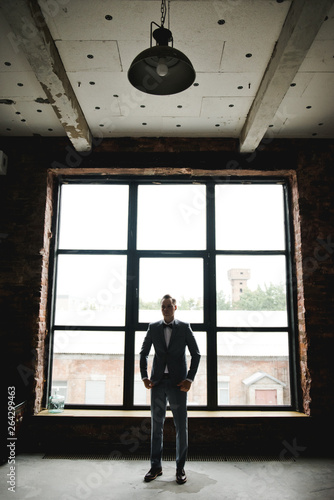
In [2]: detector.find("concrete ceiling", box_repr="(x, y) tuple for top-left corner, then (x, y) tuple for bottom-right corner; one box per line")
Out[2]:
(0, 0), (334, 152)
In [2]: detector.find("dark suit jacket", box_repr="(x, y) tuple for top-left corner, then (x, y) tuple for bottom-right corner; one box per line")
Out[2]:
(139, 319), (201, 386)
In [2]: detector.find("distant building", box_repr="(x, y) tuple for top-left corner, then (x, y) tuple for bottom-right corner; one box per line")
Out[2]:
(228, 268), (251, 303)
(51, 328), (290, 407)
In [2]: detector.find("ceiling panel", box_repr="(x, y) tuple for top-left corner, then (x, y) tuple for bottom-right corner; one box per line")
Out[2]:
(0, 104), (33, 136)
(0, 15), (33, 73)
(44, 1), (164, 41)
(169, 0), (291, 42)
(200, 96), (253, 119)
(271, 73), (334, 139)
(298, 40), (334, 73)
(0, 71), (44, 98)
(0, 99), (65, 137)
(220, 40), (275, 74)
(55, 41), (122, 72)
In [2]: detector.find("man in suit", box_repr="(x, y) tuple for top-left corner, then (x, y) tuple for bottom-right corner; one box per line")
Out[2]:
(140, 294), (201, 484)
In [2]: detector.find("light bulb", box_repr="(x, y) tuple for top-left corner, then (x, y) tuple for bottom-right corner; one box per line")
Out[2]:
(156, 58), (168, 77)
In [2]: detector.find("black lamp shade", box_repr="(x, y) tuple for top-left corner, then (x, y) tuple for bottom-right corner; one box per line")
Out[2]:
(128, 45), (196, 95)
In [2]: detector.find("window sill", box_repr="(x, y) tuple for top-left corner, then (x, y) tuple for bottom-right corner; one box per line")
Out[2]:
(36, 409), (308, 418)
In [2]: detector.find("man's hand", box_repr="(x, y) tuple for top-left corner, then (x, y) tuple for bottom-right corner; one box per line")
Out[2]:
(143, 379), (154, 389)
(177, 380), (192, 392)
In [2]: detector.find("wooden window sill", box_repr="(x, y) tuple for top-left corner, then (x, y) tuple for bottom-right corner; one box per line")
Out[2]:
(36, 409), (308, 418)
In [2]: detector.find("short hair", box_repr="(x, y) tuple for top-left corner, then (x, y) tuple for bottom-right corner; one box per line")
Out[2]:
(161, 294), (177, 305)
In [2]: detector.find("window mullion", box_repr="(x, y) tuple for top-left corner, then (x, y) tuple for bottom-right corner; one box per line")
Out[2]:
(46, 179), (62, 408)
(205, 183), (218, 409)
(123, 182), (138, 408)
(283, 183), (300, 411)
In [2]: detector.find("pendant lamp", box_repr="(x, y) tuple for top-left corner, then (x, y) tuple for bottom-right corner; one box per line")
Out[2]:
(128, 0), (196, 95)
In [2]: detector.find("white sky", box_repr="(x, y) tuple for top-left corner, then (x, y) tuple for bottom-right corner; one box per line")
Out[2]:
(137, 184), (206, 250)
(215, 184), (285, 250)
(59, 184), (129, 250)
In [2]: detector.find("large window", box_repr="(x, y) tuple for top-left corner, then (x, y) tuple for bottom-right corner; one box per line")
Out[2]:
(48, 178), (298, 410)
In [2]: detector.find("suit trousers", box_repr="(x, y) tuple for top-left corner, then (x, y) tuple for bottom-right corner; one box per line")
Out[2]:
(150, 377), (188, 471)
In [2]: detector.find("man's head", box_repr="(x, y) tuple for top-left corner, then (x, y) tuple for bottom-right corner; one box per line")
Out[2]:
(161, 294), (177, 323)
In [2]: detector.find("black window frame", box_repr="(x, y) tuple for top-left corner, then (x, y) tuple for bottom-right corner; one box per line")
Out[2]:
(47, 174), (300, 412)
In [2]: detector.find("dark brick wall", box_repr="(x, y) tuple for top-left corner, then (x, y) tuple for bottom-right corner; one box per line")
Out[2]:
(297, 147), (334, 417)
(1, 143), (49, 406)
(1, 137), (333, 455)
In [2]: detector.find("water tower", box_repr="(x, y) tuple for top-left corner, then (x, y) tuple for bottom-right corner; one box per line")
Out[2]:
(227, 268), (251, 303)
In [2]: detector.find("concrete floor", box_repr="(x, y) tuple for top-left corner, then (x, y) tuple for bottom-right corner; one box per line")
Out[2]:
(1, 454), (334, 500)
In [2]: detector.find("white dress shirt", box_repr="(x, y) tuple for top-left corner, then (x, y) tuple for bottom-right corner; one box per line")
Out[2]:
(164, 322), (173, 372)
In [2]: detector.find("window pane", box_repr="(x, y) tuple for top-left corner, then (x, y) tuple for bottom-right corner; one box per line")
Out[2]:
(215, 184), (285, 250)
(137, 184), (206, 250)
(85, 381), (106, 404)
(51, 331), (124, 405)
(139, 258), (203, 323)
(187, 332), (207, 406)
(134, 331), (207, 406)
(216, 255), (288, 327)
(55, 255), (127, 326)
(58, 185), (129, 250)
(52, 381), (67, 401)
(217, 331), (291, 405)
(134, 331), (153, 406)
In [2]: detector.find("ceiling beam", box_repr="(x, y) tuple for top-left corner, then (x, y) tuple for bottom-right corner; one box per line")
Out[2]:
(239, 0), (334, 154)
(1, 0), (92, 152)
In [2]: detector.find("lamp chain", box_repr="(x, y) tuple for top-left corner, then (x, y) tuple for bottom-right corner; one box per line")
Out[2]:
(160, 0), (167, 27)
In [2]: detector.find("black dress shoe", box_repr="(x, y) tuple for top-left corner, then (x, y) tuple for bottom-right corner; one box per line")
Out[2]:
(144, 467), (163, 482)
(176, 469), (187, 484)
